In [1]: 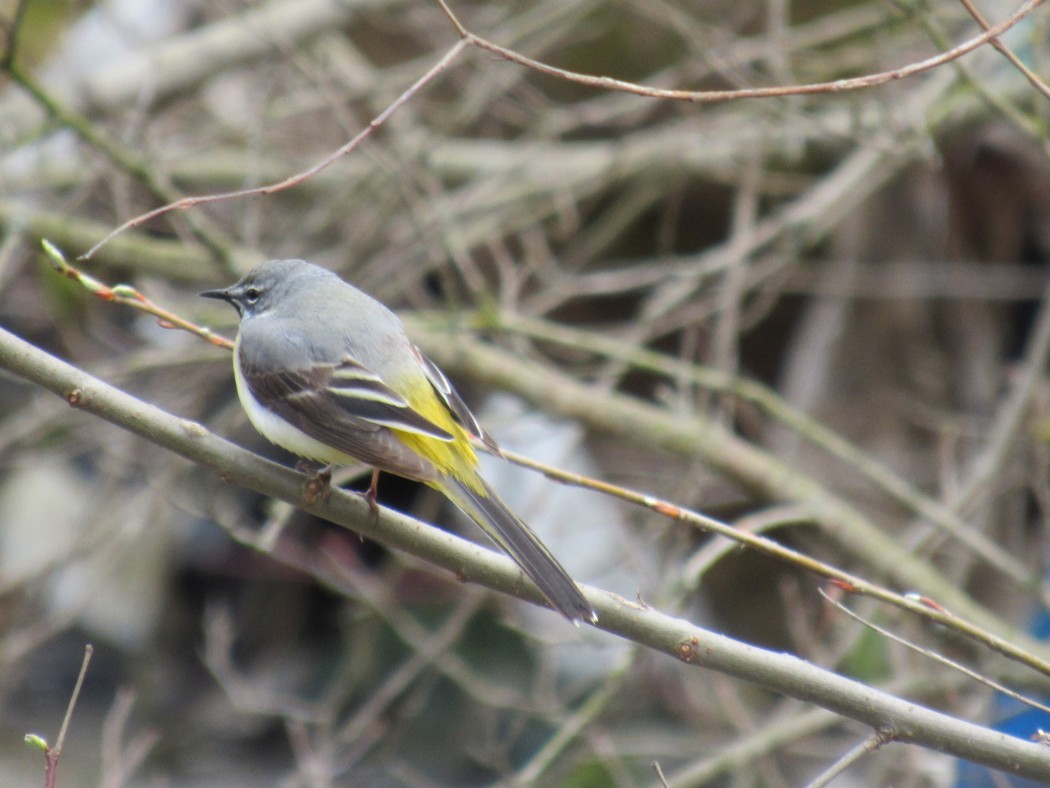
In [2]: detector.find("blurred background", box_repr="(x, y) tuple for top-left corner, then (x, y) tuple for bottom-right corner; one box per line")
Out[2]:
(1, 0), (1049, 784)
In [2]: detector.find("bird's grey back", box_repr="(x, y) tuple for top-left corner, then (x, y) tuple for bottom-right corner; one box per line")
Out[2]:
(240, 259), (415, 379)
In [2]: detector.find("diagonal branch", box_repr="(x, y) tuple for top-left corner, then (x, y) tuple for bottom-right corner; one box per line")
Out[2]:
(412, 324), (1050, 659)
(2, 325), (1050, 780)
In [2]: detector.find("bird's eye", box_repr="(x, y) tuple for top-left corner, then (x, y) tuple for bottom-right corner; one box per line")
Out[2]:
(244, 287), (260, 304)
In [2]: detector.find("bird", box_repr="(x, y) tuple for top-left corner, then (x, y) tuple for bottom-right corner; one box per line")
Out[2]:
(201, 258), (596, 623)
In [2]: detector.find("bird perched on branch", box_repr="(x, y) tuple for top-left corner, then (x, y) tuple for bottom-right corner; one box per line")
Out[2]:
(202, 259), (595, 624)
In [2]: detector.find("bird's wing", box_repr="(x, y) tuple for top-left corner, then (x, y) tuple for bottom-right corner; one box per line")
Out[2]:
(413, 345), (501, 455)
(243, 354), (452, 479)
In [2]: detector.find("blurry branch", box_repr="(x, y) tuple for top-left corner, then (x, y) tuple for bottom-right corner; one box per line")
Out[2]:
(664, 665), (1009, 786)
(0, 0), (420, 272)
(25, 0), (1039, 271)
(324, 596), (486, 767)
(664, 704), (840, 786)
(958, 0), (1050, 101)
(514, 650), (632, 784)
(412, 325), (1050, 658)
(903, 0), (1046, 138)
(627, 41), (1025, 335)
(423, 70), (1006, 328)
(200, 606), (329, 725)
(217, 517), (540, 712)
(214, 480), (613, 774)
(0, 83), (976, 252)
(99, 690), (159, 788)
(0, 200), (221, 282)
(636, 138), (919, 335)
(493, 446), (1050, 674)
(8, 66), (239, 272)
(203, 594), (488, 777)
(529, 3), (898, 135)
(437, 0), (611, 132)
(0, 0), (375, 274)
(15, 60), (998, 291)
(804, 730), (892, 788)
(2, 329), (1050, 780)
(436, 0), (1044, 102)
(77, 39), (469, 261)
(944, 263), (1050, 523)
(1, 3), (1037, 293)
(0, 101), (940, 287)
(0, 0), (395, 142)
(0, 0), (28, 71)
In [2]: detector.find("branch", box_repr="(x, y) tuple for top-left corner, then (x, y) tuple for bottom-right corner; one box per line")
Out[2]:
(24, 643), (93, 788)
(957, 0), (1050, 100)
(410, 322), (1050, 659)
(0, 0), (382, 141)
(78, 39), (469, 261)
(9, 66), (238, 271)
(0, 200), (223, 282)
(35, 244), (1050, 677)
(492, 311), (1048, 603)
(436, 0), (1045, 103)
(2, 327), (1050, 779)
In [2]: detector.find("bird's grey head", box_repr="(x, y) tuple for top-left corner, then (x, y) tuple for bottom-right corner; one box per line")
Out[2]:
(200, 259), (336, 319)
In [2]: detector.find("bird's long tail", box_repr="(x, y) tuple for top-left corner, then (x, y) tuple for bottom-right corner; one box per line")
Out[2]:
(438, 475), (596, 624)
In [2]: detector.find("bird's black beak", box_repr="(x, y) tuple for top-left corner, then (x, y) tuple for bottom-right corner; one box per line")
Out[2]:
(200, 285), (245, 317)
(199, 286), (233, 303)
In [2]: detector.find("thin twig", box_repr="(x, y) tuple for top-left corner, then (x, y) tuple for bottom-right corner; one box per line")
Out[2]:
(494, 442), (1050, 680)
(821, 589), (1050, 717)
(957, 0), (1050, 100)
(489, 310), (1050, 604)
(55, 644), (93, 757)
(39, 644), (94, 788)
(43, 241), (233, 349)
(513, 650), (633, 783)
(436, 0), (1044, 103)
(10, 65), (237, 271)
(803, 729), (894, 788)
(79, 38), (469, 262)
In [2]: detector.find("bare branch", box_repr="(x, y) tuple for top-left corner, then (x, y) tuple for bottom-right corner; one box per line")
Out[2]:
(2, 327), (1050, 780)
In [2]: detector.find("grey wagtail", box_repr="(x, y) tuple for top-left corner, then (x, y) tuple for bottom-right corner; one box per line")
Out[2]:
(202, 259), (595, 623)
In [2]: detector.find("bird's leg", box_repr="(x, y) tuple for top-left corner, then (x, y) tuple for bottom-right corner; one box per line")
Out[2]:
(360, 468), (381, 517)
(297, 460), (333, 505)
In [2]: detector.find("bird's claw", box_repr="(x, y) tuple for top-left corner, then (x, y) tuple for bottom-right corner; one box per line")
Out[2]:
(298, 461), (333, 505)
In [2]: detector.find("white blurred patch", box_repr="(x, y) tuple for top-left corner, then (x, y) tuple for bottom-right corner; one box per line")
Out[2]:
(0, 458), (170, 648)
(478, 393), (638, 593)
(1, 0), (186, 181)
(474, 393), (646, 678)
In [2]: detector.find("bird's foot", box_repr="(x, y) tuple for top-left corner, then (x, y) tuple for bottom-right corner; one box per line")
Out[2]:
(358, 468), (381, 519)
(297, 461), (333, 505)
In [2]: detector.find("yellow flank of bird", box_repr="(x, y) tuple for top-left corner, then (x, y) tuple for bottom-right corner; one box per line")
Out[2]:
(391, 383), (486, 495)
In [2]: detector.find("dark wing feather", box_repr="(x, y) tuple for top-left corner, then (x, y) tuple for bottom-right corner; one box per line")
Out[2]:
(413, 346), (501, 455)
(320, 356), (454, 440)
(243, 357), (448, 481)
